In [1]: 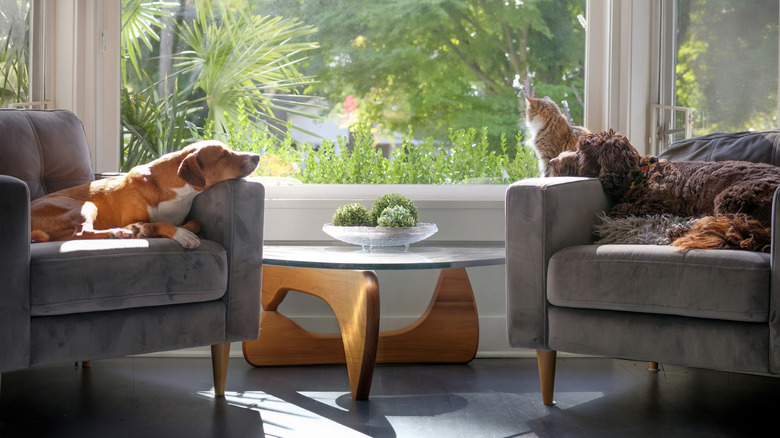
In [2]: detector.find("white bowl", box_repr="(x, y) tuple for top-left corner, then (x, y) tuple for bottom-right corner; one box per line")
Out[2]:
(322, 223), (438, 249)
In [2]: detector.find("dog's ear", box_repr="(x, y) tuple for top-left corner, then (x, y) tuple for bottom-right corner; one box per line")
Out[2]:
(178, 153), (206, 188)
(578, 131), (641, 200)
(598, 134), (642, 199)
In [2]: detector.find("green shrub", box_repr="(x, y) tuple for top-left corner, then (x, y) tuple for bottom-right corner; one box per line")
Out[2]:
(211, 101), (540, 183)
(332, 203), (372, 226)
(377, 206), (416, 227)
(370, 193), (418, 226)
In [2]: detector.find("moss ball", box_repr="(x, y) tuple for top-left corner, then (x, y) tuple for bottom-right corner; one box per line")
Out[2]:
(332, 203), (372, 226)
(370, 193), (418, 226)
(377, 206), (416, 227)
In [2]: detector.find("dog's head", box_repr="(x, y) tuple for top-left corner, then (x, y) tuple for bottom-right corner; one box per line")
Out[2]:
(576, 130), (642, 200)
(550, 151), (581, 177)
(177, 140), (260, 189)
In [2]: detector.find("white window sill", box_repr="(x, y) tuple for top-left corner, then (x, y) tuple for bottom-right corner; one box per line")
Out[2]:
(256, 181), (508, 242)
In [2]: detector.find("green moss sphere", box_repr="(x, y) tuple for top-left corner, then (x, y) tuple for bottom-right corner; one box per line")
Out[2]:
(376, 206), (416, 227)
(370, 193), (418, 226)
(332, 203), (372, 226)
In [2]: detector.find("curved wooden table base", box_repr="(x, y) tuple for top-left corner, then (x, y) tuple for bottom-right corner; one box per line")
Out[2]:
(242, 265), (480, 400)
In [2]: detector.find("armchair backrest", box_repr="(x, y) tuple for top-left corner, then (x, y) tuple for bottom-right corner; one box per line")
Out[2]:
(0, 109), (94, 199)
(658, 129), (780, 165)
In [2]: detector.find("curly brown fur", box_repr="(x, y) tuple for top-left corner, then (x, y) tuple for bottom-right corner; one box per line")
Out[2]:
(670, 214), (771, 252)
(549, 151), (580, 177)
(566, 130), (780, 227)
(560, 130), (780, 251)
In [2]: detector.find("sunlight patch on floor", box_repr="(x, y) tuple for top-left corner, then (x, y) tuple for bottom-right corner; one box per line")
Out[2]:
(198, 391), (369, 438)
(552, 391), (606, 409)
(296, 391), (351, 412)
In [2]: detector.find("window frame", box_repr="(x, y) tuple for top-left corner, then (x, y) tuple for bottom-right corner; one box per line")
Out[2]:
(49, 0), (119, 174)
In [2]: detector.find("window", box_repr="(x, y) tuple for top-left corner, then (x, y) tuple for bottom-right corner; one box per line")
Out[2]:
(119, 0), (587, 183)
(653, 0), (779, 152)
(0, 0), (31, 107)
(0, 0), (53, 110)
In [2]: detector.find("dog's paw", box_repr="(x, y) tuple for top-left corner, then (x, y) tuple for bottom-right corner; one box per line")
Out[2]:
(113, 228), (136, 239)
(173, 227), (200, 249)
(31, 230), (51, 243)
(126, 222), (155, 238)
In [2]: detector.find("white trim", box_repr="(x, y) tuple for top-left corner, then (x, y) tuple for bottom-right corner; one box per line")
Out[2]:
(584, 0), (656, 154)
(138, 346), (542, 359)
(52, 0), (120, 173)
(583, 0), (609, 133)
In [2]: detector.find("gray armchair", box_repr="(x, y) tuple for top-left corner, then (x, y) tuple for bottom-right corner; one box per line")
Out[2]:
(0, 109), (264, 396)
(506, 130), (780, 405)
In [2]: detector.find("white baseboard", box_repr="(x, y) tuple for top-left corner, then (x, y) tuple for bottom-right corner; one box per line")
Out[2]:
(139, 315), (530, 359)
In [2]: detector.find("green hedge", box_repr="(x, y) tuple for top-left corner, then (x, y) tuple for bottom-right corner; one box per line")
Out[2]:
(222, 103), (539, 184)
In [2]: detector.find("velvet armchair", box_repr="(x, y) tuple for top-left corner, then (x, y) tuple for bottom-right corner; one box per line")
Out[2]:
(506, 130), (780, 405)
(0, 109), (264, 396)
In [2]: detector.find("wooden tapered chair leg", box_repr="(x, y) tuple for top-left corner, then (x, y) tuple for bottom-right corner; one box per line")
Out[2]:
(648, 361), (659, 371)
(211, 343), (231, 397)
(536, 349), (557, 406)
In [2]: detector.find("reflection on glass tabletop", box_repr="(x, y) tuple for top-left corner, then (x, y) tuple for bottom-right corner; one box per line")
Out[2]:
(262, 242), (505, 270)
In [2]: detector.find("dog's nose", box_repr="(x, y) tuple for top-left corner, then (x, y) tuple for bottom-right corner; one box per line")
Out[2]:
(240, 153), (260, 175)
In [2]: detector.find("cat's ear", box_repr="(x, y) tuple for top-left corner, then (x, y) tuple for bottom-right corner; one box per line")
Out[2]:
(524, 95), (533, 104)
(543, 96), (553, 102)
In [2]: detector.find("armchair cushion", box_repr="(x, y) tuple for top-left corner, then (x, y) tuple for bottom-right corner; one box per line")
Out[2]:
(29, 239), (228, 316)
(0, 109), (94, 199)
(548, 244), (769, 322)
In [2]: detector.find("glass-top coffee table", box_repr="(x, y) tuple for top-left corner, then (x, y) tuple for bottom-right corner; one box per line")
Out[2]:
(242, 243), (505, 400)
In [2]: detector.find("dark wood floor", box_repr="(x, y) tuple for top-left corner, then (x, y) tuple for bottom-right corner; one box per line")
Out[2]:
(1, 355), (779, 437)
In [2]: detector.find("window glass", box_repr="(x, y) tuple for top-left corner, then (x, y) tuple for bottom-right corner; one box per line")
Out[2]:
(0, 0), (30, 107)
(120, 0), (586, 183)
(675, 0), (779, 136)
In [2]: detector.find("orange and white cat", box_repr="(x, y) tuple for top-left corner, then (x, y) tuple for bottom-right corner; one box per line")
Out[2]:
(524, 95), (589, 177)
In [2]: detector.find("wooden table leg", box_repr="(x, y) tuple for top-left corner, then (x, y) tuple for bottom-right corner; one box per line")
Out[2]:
(377, 267), (479, 363)
(243, 265), (380, 400)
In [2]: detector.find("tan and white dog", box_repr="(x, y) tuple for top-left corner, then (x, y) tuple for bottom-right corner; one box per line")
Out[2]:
(30, 140), (259, 248)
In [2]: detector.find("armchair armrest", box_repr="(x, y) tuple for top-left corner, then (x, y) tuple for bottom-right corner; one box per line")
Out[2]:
(190, 178), (265, 342)
(505, 177), (610, 349)
(770, 187), (780, 372)
(0, 175), (31, 372)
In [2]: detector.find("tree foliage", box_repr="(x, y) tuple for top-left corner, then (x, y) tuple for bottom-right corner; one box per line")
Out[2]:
(675, 0), (778, 133)
(119, 0), (322, 170)
(0, 0), (29, 106)
(271, 0), (586, 153)
(119, 0), (585, 179)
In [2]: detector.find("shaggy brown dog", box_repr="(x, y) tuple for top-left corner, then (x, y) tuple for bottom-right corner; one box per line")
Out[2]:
(549, 151), (580, 177)
(553, 130), (780, 251)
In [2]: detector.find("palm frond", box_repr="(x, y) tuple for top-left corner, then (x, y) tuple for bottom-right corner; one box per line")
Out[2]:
(120, 0), (177, 80)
